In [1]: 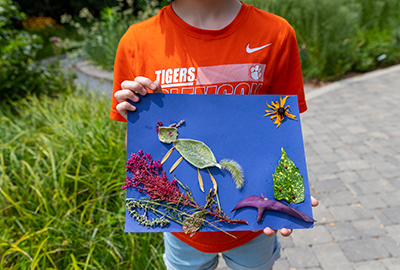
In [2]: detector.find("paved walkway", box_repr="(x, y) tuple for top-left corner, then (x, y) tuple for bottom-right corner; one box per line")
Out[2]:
(72, 61), (400, 270)
(274, 65), (400, 270)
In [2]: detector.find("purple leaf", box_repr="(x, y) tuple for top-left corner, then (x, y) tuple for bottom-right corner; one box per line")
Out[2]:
(231, 195), (315, 223)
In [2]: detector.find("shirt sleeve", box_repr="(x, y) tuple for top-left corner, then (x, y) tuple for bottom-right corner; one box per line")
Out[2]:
(109, 28), (136, 122)
(268, 25), (307, 113)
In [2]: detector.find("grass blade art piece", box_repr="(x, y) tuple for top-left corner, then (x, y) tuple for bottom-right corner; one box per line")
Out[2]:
(161, 146), (175, 164)
(123, 150), (247, 236)
(273, 148), (305, 204)
(169, 156), (184, 173)
(157, 120), (244, 190)
(197, 168), (204, 192)
(207, 168), (218, 194)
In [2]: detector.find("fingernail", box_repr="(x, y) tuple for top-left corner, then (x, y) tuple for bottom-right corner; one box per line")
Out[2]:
(150, 83), (156, 90)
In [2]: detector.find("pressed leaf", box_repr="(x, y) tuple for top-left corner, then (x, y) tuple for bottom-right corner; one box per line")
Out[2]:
(207, 168), (218, 194)
(197, 168), (204, 193)
(161, 147), (175, 164)
(169, 156), (184, 173)
(173, 139), (219, 169)
(272, 148), (305, 204)
(182, 212), (205, 237)
(231, 195), (314, 223)
(158, 127), (178, 144)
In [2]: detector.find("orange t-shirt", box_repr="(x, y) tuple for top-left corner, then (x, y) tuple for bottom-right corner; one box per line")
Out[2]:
(110, 3), (307, 253)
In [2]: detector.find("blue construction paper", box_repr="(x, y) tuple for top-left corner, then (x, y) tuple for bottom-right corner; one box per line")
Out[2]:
(125, 94), (314, 233)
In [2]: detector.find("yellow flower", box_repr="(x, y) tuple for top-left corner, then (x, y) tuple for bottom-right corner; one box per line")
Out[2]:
(263, 96), (297, 128)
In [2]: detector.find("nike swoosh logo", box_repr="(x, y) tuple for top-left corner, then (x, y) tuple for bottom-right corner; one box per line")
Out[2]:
(246, 43), (272, 53)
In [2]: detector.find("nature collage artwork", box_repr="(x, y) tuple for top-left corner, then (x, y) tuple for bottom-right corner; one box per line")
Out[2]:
(123, 94), (314, 236)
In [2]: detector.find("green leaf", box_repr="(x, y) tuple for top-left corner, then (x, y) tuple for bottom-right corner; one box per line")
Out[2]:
(273, 148), (305, 204)
(173, 139), (219, 169)
(158, 127), (178, 144)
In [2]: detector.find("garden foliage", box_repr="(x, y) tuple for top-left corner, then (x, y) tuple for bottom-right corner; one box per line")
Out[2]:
(20, 15), (79, 59)
(0, 90), (166, 269)
(0, 0), (75, 100)
(62, 1), (159, 70)
(14, 0), (140, 22)
(73, 0), (399, 79)
(244, 0), (400, 80)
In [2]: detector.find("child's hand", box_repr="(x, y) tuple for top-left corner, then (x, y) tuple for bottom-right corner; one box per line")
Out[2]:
(114, 77), (162, 120)
(263, 196), (319, 237)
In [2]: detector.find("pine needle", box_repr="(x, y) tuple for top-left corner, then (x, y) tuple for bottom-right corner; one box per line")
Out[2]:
(219, 159), (244, 189)
(170, 156), (183, 173)
(161, 147), (175, 164)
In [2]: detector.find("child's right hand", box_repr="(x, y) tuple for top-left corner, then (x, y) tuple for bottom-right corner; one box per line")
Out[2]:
(114, 77), (162, 120)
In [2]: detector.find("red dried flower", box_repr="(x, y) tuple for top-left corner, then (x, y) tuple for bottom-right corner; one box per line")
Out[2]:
(156, 121), (163, 132)
(122, 150), (191, 205)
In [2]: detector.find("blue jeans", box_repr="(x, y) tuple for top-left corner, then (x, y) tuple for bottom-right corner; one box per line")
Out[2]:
(163, 232), (281, 270)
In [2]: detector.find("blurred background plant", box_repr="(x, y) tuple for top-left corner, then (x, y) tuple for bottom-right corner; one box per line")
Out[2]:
(352, 0), (400, 72)
(0, 89), (166, 269)
(6, 0), (400, 81)
(20, 15), (80, 59)
(59, 0), (399, 78)
(244, 0), (400, 81)
(15, 0), (124, 23)
(0, 0), (76, 101)
(60, 0), (160, 70)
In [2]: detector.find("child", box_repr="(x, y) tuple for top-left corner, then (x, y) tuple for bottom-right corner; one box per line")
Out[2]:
(110, 0), (318, 269)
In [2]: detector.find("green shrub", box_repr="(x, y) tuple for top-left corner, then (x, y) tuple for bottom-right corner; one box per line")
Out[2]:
(244, 0), (361, 80)
(244, 0), (400, 81)
(289, 0), (361, 80)
(354, 29), (400, 72)
(0, 0), (76, 100)
(62, 2), (159, 70)
(14, 0), (137, 22)
(0, 90), (166, 269)
(20, 16), (80, 59)
(356, 0), (400, 30)
(352, 0), (400, 72)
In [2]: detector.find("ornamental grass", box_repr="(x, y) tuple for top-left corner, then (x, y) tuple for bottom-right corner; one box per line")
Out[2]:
(0, 89), (166, 269)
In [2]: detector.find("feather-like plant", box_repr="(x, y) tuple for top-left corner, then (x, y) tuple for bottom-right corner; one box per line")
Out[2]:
(219, 159), (244, 189)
